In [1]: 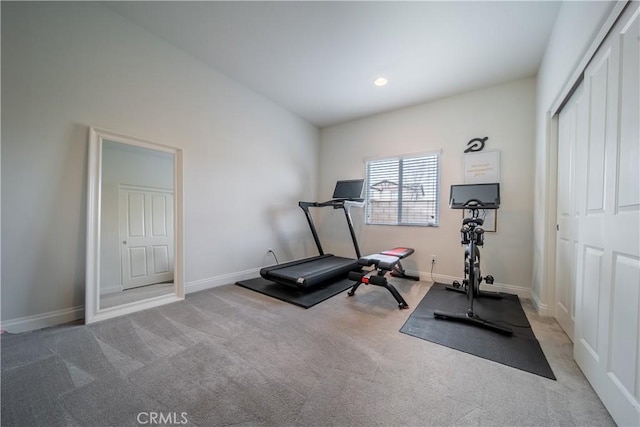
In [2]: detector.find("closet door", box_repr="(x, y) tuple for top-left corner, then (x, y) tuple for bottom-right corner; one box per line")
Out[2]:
(573, 3), (640, 426)
(555, 83), (585, 340)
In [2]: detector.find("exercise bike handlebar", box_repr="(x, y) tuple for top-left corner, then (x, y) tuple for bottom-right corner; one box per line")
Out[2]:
(460, 199), (487, 227)
(463, 199), (486, 208)
(463, 217), (484, 226)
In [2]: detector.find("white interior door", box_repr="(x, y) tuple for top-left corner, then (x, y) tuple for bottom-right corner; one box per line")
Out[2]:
(573, 3), (640, 426)
(555, 83), (585, 340)
(119, 187), (174, 290)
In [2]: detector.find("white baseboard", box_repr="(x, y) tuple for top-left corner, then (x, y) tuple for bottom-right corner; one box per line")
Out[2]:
(415, 270), (533, 300)
(1, 269), (262, 334)
(530, 291), (550, 316)
(100, 285), (122, 295)
(1, 305), (84, 334)
(185, 267), (261, 294)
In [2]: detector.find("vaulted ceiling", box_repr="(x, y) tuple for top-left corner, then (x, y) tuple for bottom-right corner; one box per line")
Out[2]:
(103, 1), (561, 127)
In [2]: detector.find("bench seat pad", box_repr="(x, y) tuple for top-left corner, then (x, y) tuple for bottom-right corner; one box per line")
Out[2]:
(379, 247), (414, 259)
(358, 254), (399, 271)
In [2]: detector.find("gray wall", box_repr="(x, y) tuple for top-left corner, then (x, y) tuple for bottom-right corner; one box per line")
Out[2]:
(2, 0), (617, 327)
(1, 2), (319, 324)
(318, 78), (536, 294)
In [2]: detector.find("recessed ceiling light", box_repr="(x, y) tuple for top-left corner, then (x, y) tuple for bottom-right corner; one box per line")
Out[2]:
(374, 77), (388, 87)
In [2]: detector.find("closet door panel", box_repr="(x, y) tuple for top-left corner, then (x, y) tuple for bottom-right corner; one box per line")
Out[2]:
(573, 4), (640, 426)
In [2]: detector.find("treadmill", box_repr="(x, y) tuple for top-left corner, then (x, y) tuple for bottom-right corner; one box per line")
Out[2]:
(260, 180), (364, 289)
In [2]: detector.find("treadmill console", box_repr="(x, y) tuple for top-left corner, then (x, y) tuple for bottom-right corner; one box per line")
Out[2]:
(332, 179), (364, 201)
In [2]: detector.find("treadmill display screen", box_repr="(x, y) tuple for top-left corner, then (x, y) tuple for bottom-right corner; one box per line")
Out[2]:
(449, 183), (500, 209)
(332, 179), (364, 200)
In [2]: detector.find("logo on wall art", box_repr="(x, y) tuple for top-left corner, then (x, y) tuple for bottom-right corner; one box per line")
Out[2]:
(464, 137), (488, 153)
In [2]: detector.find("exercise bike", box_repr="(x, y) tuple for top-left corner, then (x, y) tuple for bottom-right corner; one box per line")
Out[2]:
(433, 184), (513, 336)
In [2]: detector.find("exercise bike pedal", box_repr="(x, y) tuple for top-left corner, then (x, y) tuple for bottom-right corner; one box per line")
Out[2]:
(445, 280), (467, 295)
(485, 275), (494, 285)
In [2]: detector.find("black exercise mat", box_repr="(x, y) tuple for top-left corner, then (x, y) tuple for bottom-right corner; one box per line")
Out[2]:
(400, 283), (556, 379)
(235, 277), (354, 308)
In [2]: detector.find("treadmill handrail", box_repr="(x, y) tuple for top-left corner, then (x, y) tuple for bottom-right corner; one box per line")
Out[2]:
(298, 199), (362, 259)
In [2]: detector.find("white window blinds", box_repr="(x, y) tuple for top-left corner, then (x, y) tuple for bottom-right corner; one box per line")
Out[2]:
(365, 152), (440, 226)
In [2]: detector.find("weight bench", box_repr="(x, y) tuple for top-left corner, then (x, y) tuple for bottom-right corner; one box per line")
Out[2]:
(347, 247), (417, 309)
(379, 247), (420, 281)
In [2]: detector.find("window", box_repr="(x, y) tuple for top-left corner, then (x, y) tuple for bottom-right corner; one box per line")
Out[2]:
(365, 152), (440, 226)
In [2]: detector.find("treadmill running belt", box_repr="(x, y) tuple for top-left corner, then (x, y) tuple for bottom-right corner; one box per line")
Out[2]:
(236, 277), (355, 308)
(261, 255), (358, 288)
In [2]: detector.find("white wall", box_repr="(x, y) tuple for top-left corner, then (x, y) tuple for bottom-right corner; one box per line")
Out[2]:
(532, 1), (616, 312)
(1, 2), (319, 325)
(318, 78), (536, 294)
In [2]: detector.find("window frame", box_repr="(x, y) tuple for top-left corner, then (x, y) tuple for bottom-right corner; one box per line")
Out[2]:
(364, 151), (441, 227)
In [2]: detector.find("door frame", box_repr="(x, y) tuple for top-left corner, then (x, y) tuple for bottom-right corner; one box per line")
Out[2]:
(542, 1), (628, 318)
(118, 185), (175, 290)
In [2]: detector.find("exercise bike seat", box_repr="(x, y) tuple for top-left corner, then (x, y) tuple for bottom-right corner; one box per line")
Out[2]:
(357, 254), (400, 271)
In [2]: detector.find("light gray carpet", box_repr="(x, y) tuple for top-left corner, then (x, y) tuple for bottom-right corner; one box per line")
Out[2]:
(1, 280), (615, 426)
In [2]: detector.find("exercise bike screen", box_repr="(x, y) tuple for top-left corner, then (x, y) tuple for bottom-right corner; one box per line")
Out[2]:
(332, 179), (364, 200)
(449, 183), (500, 209)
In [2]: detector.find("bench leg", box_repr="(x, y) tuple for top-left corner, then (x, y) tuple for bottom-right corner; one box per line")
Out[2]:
(368, 274), (409, 309)
(348, 264), (409, 309)
(383, 282), (409, 309)
(347, 281), (362, 296)
(390, 260), (420, 281)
